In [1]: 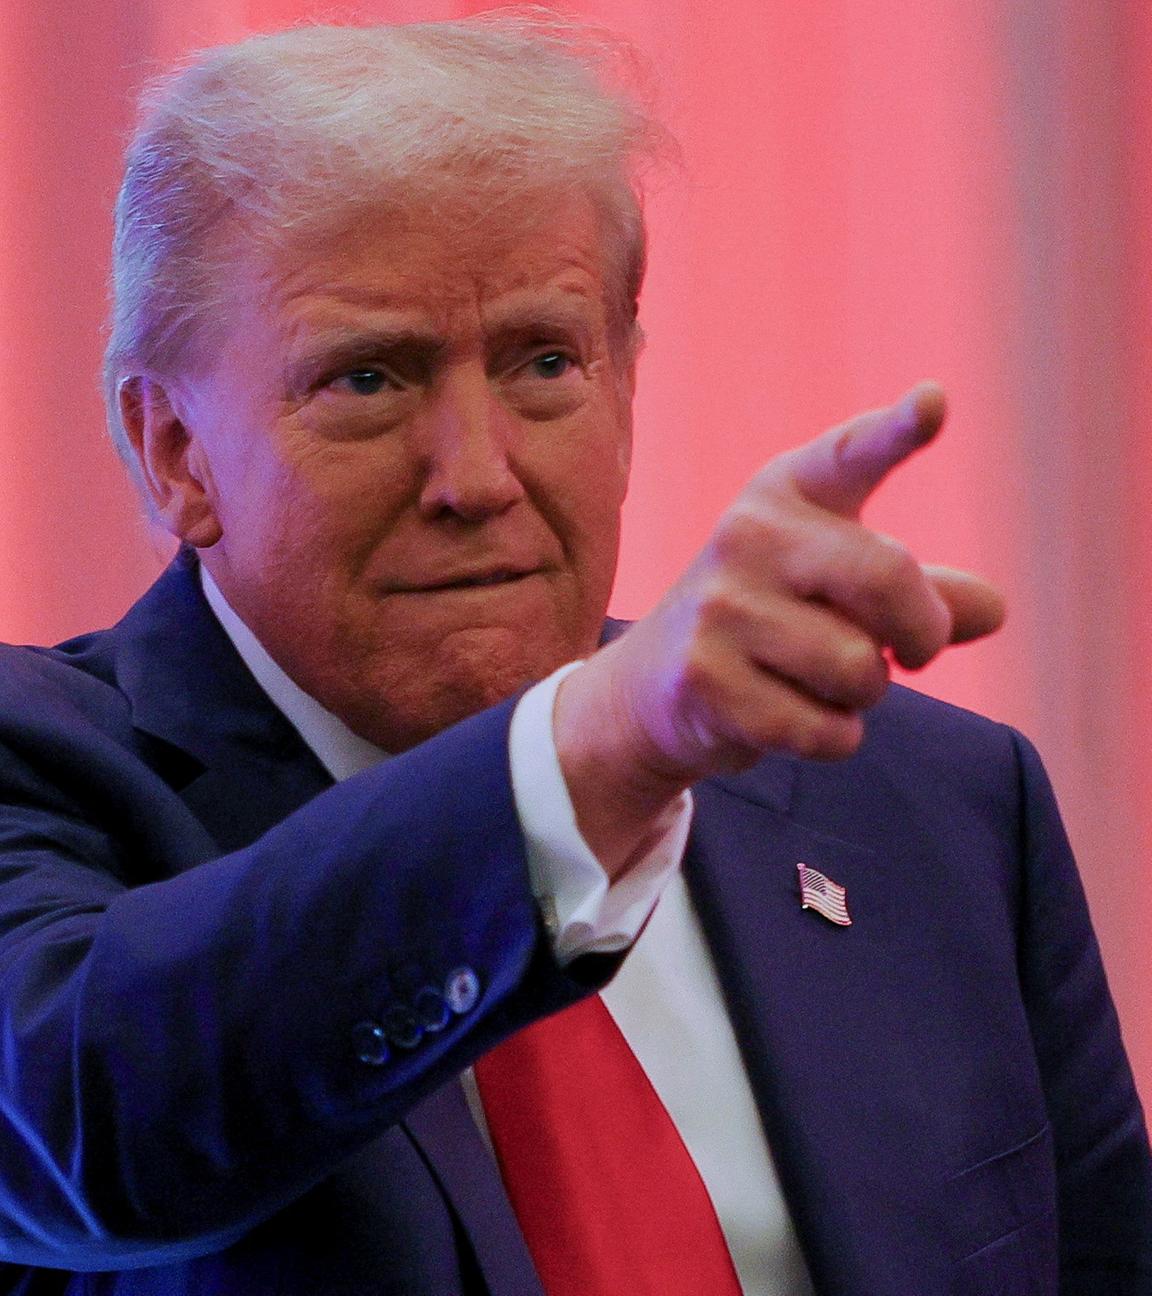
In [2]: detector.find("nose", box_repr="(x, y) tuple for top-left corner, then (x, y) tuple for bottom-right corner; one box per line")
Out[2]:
(416, 368), (526, 522)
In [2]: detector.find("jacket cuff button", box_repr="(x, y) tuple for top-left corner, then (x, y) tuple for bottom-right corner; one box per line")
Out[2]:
(352, 1021), (390, 1067)
(383, 1004), (423, 1050)
(444, 967), (481, 1015)
(414, 987), (451, 1033)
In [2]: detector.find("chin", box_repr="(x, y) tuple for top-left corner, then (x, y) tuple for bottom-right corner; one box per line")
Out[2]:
(337, 623), (591, 752)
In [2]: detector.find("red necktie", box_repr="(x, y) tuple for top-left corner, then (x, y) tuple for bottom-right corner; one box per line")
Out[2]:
(473, 992), (744, 1296)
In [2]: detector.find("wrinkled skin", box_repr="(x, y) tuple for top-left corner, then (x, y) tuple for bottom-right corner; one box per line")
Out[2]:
(123, 193), (635, 751)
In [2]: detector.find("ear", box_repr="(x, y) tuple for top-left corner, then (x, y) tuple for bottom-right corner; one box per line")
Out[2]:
(118, 376), (223, 548)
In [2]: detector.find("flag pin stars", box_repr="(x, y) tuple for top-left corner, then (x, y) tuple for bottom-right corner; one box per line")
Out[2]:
(797, 862), (852, 926)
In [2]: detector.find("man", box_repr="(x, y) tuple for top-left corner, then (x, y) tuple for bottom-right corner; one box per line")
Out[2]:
(0, 17), (1146, 1295)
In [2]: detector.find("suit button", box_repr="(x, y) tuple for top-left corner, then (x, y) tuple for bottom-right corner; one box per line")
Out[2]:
(352, 1021), (390, 1067)
(383, 1003), (423, 1050)
(444, 967), (481, 1015)
(414, 987), (451, 1032)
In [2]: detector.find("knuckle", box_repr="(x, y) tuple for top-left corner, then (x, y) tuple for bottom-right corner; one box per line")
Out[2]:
(710, 508), (757, 564)
(678, 647), (716, 701)
(743, 702), (813, 757)
(865, 536), (918, 592)
(711, 500), (791, 566)
(846, 538), (947, 657)
(717, 677), (867, 763)
(786, 628), (887, 711)
(694, 579), (747, 636)
(832, 636), (889, 705)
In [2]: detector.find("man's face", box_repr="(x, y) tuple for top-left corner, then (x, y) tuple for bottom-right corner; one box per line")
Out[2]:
(158, 192), (635, 749)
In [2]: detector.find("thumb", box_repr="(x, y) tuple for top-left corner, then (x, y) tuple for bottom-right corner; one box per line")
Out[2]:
(923, 565), (1006, 645)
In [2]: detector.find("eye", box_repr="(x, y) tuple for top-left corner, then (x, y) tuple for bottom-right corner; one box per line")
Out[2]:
(335, 369), (392, 396)
(503, 348), (587, 421)
(527, 352), (575, 380)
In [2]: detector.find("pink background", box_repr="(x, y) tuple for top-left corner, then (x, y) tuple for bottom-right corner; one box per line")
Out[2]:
(2, 1), (1149, 1100)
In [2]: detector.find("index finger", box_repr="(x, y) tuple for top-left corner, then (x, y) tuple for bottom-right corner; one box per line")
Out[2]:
(773, 382), (947, 518)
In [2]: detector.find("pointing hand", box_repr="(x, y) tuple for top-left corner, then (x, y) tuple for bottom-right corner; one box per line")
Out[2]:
(554, 385), (1005, 874)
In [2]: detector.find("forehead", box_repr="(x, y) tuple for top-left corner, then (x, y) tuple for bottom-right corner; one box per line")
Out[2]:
(247, 190), (613, 339)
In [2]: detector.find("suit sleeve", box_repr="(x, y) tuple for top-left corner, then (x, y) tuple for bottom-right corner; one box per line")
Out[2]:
(1010, 731), (1152, 1292)
(0, 692), (607, 1271)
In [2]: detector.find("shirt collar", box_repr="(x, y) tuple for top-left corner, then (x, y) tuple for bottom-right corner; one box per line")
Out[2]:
(199, 566), (386, 782)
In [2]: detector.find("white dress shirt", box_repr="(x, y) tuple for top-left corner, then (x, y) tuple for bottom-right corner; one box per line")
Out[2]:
(201, 570), (813, 1296)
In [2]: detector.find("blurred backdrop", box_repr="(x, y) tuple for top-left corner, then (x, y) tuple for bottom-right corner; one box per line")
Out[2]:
(1, 0), (1149, 1099)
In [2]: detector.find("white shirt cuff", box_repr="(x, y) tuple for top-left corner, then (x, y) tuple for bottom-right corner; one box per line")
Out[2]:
(508, 662), (693, 964)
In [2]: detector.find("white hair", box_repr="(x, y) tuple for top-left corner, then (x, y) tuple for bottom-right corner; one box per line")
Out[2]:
(104, 13), (665, 465)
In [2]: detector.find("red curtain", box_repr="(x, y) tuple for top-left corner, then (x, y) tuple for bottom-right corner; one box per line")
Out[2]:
(1, 0), (1149, 1097)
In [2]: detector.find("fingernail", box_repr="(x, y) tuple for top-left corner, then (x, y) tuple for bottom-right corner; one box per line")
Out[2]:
(894, 388), (921, 426)
(894, 382), (944, 440)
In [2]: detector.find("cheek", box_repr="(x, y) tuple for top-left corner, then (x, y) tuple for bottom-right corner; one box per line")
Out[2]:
(549, 460), (626, 590)
(595, 391), (633, 508)
(223, 433), (408, 562)
(528, 406), (629, 547)
(215, 449), (307, 557)
(585, 416), (633, 521)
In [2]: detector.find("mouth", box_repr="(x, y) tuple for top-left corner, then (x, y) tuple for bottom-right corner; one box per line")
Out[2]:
(390, 568), (541, 594)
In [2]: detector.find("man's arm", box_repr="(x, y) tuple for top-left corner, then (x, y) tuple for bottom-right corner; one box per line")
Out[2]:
(555, 383), (1005, 875)
(0, 690), (598, 1270)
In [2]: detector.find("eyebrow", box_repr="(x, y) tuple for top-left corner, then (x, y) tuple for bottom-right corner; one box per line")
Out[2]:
(486, 302), (597, 346)
(285, 327), (447, 386)
(283, 299), (600, 388)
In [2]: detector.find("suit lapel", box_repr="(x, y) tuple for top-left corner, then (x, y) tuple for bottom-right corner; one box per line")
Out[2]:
(405, 1085), (545, 1296)
(686, 768), (947, 1294)
(103, 554), (333, 854)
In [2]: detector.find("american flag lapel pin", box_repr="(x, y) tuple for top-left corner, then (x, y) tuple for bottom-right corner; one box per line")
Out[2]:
(797, 862), (852, 926)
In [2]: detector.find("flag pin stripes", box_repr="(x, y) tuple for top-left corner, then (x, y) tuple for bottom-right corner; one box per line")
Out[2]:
(797, 862), (852, 926)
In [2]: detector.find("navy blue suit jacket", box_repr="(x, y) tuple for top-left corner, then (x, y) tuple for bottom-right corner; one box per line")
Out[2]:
(0, 555), (1147, 1294)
